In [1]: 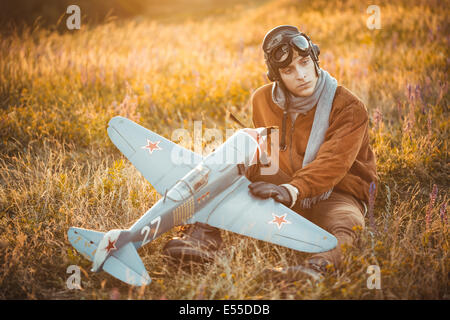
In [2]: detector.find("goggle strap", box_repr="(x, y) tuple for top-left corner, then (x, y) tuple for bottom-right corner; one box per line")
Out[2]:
(280, 110), (288, 151)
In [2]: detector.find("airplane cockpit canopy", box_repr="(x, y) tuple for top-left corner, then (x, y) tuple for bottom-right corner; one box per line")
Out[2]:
(166, 164), (210, 201)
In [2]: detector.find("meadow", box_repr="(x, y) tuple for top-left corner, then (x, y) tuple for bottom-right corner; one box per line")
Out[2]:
(0, 0), (448, 299)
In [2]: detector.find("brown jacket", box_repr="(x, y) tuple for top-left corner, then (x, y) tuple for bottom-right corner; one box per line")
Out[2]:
(248, 83), (378, 206)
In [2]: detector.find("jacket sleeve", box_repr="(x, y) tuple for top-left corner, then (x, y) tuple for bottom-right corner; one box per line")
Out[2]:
(288, 100), (369, 199)
(245, 89), (264, 181)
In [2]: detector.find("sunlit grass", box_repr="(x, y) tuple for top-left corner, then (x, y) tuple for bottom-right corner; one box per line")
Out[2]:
(0, 0), (448, 299)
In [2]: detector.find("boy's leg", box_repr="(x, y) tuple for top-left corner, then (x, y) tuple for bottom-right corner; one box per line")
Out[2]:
(299, 191), (366, 270)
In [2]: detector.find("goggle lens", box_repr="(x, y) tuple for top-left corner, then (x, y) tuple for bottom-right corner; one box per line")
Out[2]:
(269, 35), (310, 66)
(291, 35), (309, 53)
(272, 44), (290, 63)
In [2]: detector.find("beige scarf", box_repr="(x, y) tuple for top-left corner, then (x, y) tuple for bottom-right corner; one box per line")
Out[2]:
(272, 69), (338, 208)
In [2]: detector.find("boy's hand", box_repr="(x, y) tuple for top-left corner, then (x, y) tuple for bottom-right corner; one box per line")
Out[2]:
(248, 181), (292, 207)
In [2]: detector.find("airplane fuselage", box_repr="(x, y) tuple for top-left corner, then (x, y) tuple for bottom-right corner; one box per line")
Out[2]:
(115, 163), (244, 251)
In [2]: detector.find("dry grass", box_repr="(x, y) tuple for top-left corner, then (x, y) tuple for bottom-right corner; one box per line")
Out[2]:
(0, 0), (448, 299)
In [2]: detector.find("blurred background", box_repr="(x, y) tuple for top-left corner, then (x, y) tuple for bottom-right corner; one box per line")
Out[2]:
(0, 0), (267, 32)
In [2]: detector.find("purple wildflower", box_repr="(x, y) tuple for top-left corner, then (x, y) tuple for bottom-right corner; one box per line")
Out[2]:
(440, 203), (447, 225)
(415, 84), (424, 108)
(427, 115), (432, 140)
(426, 184), (438, 231)
(396, 100), (403, 121)
(110, 287), (120, 300)
(436, 81), (448, 106)
(373, 107), (383, 129)
(368, 181), (377, 232)
(403, 118), (412, 139)
(406, 83), (413, 102)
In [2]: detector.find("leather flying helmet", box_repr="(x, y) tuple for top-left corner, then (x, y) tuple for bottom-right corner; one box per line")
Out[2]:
(262, 25), (320, 81)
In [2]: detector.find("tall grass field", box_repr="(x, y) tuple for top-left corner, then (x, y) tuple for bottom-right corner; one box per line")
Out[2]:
(0, 0), (448, 299)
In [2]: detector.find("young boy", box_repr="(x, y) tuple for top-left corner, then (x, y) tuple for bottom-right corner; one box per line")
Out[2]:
(163, 25), (378, 281)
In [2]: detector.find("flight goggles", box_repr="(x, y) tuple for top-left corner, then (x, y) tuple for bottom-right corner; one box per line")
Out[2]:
(267, 34), (312, 69)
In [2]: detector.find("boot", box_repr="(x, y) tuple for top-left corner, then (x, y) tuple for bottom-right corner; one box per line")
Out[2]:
(162, 222), (222, 264)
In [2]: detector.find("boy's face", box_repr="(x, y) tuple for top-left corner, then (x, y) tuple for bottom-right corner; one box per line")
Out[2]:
(278, 49), (318, 97)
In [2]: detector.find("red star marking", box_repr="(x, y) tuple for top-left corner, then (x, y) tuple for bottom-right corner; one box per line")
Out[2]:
(141, 139), (162, 155)
(104, 239), (117, 253)
(268, 213), (292, 230)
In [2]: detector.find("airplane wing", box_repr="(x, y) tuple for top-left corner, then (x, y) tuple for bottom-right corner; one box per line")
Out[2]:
(107, 116), (202, 195)
(190, 176), (337, 253)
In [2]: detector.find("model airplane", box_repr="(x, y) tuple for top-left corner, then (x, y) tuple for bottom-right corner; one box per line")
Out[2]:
(67, 116), (337, 286)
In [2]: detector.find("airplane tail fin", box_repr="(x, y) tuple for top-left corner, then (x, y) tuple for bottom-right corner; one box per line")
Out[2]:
(68, 227), (104, 262)
(102, 242), (151, 286)
(68, 227), (151, 286)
